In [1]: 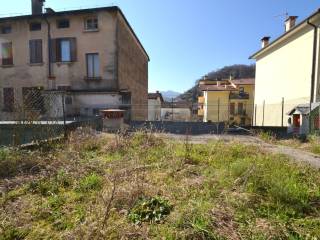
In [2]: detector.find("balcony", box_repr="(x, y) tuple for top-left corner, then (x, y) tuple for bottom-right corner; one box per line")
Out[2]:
(198, 96), (205, 104)
(229, 92), (249, 100)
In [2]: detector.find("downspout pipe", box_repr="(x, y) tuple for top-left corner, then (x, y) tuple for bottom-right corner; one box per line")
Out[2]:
(307, 20), (318, 104)
(44, 17), (53, 87)
(307, 20), (319, 133)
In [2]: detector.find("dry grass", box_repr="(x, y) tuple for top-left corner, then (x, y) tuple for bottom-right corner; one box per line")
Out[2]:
(1, 130), (320, 239)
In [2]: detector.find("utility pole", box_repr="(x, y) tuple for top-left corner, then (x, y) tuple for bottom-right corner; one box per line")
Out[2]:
(171, 98), (174, 121)
(217, 98), (220, 122)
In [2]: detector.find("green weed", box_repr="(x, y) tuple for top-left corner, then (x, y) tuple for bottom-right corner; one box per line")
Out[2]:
(76, 173), (103, 192)
(128, 196), (173, 224)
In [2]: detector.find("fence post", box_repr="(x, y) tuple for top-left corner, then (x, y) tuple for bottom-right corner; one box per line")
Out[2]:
(217, 98), (220, 122)
(62, 92), (67, 138)
(281, 97), (284, 127)
(171, 98), (174, 121)
(254, 104), (257, 126)
(309, 102), (312, 134)
(318, 102), (320, 133)
(262, 100), (265, 126)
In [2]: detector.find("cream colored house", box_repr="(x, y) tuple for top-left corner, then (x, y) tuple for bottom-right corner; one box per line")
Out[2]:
(199, 78), (255, 126)
(0, 0), (149, 121)
(148, 91), (163, 121)
(250, 10), (320, 127)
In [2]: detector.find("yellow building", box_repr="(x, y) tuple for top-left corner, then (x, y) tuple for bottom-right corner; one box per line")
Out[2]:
(250, 11), (320, 127)
(198, 78), (255, 126)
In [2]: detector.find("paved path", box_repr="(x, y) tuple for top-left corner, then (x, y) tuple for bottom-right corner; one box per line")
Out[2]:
(156, 133), (320, 168)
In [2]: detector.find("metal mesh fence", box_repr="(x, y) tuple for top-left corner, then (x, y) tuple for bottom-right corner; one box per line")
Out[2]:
(0, 89), (102, 146)
(2, 89), (320, 147)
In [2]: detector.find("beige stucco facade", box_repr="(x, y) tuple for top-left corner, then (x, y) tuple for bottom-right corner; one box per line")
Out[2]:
(0, 7), (149, 121)
(200, 79), (255, 126)
(251, 12), (320, 127)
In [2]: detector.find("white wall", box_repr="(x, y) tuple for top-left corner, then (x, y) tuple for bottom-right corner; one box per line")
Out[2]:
(72, 93), (122, 116)
(254, 18), (320, 126)
(148, 99), (161, 121)
(161, 108), (191, 121)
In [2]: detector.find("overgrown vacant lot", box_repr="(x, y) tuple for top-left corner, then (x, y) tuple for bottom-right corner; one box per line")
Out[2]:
(1, 131), (320, 239)
(258, 131), (320, 155)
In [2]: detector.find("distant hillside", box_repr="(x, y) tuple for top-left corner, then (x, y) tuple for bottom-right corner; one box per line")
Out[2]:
(161, 90), (181, 101)
(177, 64), (255, 102)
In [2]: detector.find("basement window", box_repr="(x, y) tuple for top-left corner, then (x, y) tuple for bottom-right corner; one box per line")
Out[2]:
(30, 22), (41, 31)
(22, 87), (45, 113)
(1, 25), (12, 34)
(57, 19), (70, 28)
(3, 88), (14, 112)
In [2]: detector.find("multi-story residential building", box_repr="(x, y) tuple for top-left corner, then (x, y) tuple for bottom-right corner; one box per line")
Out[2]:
(148, 91), (164, 121)
(250, 9), (320, 128)
(198, 78), (255, 126)
(0, 0), (149, 121)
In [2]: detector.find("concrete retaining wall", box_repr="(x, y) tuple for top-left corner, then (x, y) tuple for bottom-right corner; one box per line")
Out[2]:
(130, 121), (225, 135)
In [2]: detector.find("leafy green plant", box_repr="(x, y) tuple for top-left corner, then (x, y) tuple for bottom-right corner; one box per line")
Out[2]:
(28, 179), (59, 196)
(128, 196), (173, 224)
(76, 173), (103, 192)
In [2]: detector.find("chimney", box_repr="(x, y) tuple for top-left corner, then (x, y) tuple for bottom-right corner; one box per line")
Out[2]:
(45, 8), (55, 14)
(32, 0), (45, 15)
(261, 36), (270, 48)
(285, 16), (298, 32)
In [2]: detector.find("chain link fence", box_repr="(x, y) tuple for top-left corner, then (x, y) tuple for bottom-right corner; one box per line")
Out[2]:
(0, 89), (102, 146)
(2, 90), (319, 146)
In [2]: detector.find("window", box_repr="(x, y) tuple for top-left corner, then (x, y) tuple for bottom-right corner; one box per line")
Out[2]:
(57, 19), (70, 28)
(229, 103), (235, 115)
(238, 103), (244, 115)
(57, 86), (71, 91)
(1, 25), (12, 34)
(240, 117), (246, 126)
(86, 53), (100, 78)
(85, 18), (98, 30)
(22, 87), (45, 113)
(29, 39), (43, 63)
(239, 87), (244, 93)
(50, 38), (77, 62)
(61, 39), (71, 62)
(3, 88), (14, 112)
(65, 96), (72, 105)
(1, 42), (13, 65)
(30, 22), (41, 31)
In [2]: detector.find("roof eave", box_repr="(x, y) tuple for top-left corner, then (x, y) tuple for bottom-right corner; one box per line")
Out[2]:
(0, 6), (150, 61)
(249, 8), (320, 60)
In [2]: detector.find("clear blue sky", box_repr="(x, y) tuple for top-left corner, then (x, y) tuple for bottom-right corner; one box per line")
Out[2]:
(1, 0), (319, 93)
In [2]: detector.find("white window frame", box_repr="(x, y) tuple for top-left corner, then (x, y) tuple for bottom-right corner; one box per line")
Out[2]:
(85, 18), (98, 30)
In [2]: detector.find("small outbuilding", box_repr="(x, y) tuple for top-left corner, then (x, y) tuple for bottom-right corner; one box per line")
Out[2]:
(287, 103), (320, 135)
(100, 109), (126, 131)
